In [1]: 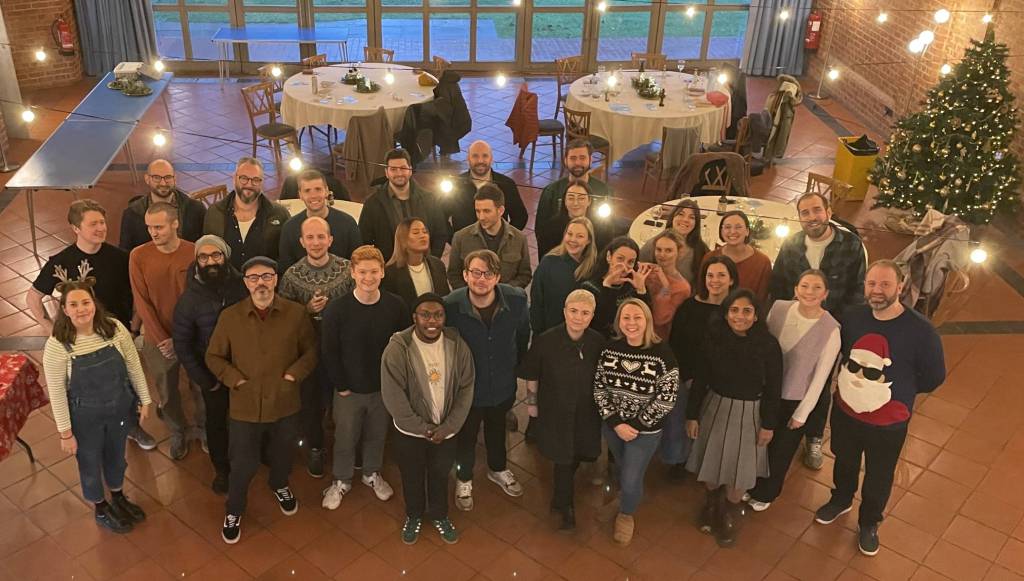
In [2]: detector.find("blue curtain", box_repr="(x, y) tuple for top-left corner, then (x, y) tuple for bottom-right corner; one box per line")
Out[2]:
(74, 0), (157, 76)
(740, 0), (813, 77)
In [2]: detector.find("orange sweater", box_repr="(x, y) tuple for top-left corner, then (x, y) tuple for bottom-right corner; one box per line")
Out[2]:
(705, 246), (772, 305)
(129, 241), (194, 344)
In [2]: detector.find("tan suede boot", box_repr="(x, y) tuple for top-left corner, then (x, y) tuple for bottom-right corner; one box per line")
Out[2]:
(613, 513), (635, 545)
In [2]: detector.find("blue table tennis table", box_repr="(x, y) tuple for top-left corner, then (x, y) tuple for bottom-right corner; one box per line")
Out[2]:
(5, 71), (174, 257)
(211, 26), (350, 83)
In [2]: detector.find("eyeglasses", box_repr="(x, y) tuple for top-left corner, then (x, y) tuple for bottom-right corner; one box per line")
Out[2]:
(466, 269), (496, 280)
(847, 360), (884, 381)
(243, 273), (276, 283)
(147, 174), (175, 183)
(197, 251), (225, 264)
(415, 311), (445, 321)
(237, 175), (264, 185)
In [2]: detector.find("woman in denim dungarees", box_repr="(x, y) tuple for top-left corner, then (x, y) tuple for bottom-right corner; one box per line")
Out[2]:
(42, 280), (152, 533)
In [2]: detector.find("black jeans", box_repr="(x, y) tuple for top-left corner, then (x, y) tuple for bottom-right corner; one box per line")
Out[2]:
(300, 364), (330, 450)
(201, 386), (231, 476)
(804, 355), (840, 440)
(226, 413), (299, 515)
(552, 462), (580, 510)
(749, 399), (804, 503)
(395, 431), (457, 520)
(456, 396), (514, 482)
(828, 404), (908, 527)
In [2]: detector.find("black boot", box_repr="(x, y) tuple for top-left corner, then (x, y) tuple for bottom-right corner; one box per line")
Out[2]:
(666, 463), (688, 483)
(698, 487), (721, 534)
(110, 491), (146, 523)
(212, 471), (229, 495)
(95, 500), (133, 534)
(558, 506), (576, 532)
(715, 498), (742, 548)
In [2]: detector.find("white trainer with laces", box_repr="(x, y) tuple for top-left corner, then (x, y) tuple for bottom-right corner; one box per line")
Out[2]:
(362, 472), (394, 501)
(455, 480), (474, 511)
(321, 480), (351, 510)
(488, 469), (524, 497)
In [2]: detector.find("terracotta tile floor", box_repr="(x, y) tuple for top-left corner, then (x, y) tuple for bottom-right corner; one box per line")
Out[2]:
(1, 73), (1024, 580)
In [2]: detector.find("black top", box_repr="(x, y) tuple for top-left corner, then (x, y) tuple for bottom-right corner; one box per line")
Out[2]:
(668, 298), (722, 381)
(447, 171), (528, 232)
(382, 256), (451, 309)
(687, 322), (783, 430)
(580, 280), (649, 338)
(320, 291), (411, 394)
(277, 207), (363, 272)
(33, 243), (132, 326)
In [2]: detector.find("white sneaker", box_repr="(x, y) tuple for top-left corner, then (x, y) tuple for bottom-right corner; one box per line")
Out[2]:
(361, 472), (394, 501)
(748, 499), (771, 512)
(488, 470), (524, 497)
(455, 480), (474, 511)
(321, 480), (351, 510)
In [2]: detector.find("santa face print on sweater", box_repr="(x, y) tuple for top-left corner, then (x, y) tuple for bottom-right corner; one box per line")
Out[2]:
(837, 332), (910, 424)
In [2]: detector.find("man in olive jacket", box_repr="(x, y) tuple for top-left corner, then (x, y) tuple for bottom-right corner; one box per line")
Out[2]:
(205, 256), (318, 545)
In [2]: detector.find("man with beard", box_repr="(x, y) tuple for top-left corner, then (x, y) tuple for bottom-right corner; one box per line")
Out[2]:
(206, 256), (318, 544)
(279, 217), (354, 477)
(277, 169), (362, 272)
(769, 192), (867, 470)
(813, 260), (944, 558)
(120, 159), (206, 251)
(130, 203), (203, 460)
(358, 148), (449, 261)
(535, 139), (612, 241)
(204, 157), (290, 270)
(447, 184), (532, 290)
(445, 140), (527, 233)
(172, 235), (248, 493)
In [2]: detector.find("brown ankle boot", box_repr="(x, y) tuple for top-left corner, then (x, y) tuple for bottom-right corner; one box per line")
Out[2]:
(613, 513), (635, 545)
(715, 498), (742, 548)
(698, 487), (721, 534)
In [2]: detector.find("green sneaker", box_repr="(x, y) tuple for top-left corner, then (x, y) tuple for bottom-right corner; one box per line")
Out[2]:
(401, 517), (422, 545)
(432, 518), (459, 544)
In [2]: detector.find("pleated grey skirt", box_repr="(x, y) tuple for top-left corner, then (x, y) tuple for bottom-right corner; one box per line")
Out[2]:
(685, 390), (769, 490)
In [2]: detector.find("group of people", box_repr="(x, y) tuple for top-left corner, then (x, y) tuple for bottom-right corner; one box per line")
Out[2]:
(32, 137), (945, 557)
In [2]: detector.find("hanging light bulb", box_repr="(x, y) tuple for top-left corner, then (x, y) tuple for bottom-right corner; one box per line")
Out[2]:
(597, 202), (612, 218)
(513, 0), (521, 5)
(827, 67), (839, 81)
(970, 247), (988, 263)
(271, 65), (283, 78)
(495, 72), (507, 88)
(289, 156), (303, 171)
(21, 108), (35, 123)
(981, 13), (993, 23)
(152, 131), (167, 147)
(440, 178), (454, 193)
(876, 11), (888, 23)
(908, 38), (925, 53)
(596, 0), (607, 11)
(607, 74), (618, 88)
(384, 70), (395, 85)
(154, 60), (166, 72)
(717, 72), (728, 85)
(940, 63), (952, 75)
(779, 9), (791, 20)
(918, 30), (935, 45)
(933, 9), (950, 23)
(774, 221), (791, 238)
(685, 5), (696, 17)
(34, 48), (46, 62)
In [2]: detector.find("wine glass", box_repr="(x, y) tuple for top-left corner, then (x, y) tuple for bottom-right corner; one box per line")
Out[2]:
(677, 60), (686, 75)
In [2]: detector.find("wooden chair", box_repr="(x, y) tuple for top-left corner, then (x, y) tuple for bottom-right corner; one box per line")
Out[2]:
(697, 158), (733, 198)
(805, 172), (854, 205)
(431, 55), (451, 78)
(642, 126), (701, 195)
(554, 55), (583, 118)
(631, 52), (667, 70)
(189, 185), (228, 208)
(256, 64), (285, 112)
(563, 107), (610, 167)
(509, 86), (564, 173)
(364, 46), (395, 63)
(240, 82), (299, 173)
(302, 53), (328, 68)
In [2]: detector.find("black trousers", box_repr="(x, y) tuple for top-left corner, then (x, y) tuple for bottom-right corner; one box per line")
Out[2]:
(456, 396), (514, 482)
(300, 364), (330, 450)
(226, 413), (299, 515)
(395, 431), (457, 520)
(804, 355), (840, 439)
(201, 386), (230, 476)
(749, 399), (804, 503)
(828, 405), (908, 527)
(552, 461), (580, 510)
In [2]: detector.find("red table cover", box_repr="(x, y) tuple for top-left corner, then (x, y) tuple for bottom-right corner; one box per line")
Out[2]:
(0, 354), (49, 462)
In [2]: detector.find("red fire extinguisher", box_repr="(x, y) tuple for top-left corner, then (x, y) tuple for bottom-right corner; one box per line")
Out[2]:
(51, 15), (76, 57)
(804, 11), (822, 50)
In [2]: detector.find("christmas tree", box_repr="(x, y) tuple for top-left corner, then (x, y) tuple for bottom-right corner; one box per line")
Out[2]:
(869, 28), (1019, 225)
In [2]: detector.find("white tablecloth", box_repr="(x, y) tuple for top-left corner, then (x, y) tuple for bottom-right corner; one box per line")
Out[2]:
(279, 198), (363, 223)
(566, 71), (729, 165)
(281, 64), (432, 133)
(628, 196), (798, 264)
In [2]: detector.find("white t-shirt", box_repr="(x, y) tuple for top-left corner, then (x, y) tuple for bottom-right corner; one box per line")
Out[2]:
(777, 304), (821, 352)
(407, 262), (433, 297)
(238, 217), (256, 242)
(412, 333), (446, 424)
(804, 229), (834, 269)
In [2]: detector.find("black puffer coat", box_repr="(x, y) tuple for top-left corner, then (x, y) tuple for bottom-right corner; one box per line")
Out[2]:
(432, 70), (472, 155)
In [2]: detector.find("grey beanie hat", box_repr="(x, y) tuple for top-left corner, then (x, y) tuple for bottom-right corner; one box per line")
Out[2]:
(194, 234), (231, 259)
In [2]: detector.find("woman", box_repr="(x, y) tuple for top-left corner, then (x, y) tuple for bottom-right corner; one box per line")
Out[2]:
(661, 256), (739, 480)
(594, 299), (679, 546)
(583, 237), (652, 338)
(645, 231), (692, 340)
(746, 270), (840, 512)
(639, 200), (709, 287)
(685, 289), (782, 548)
(535, 181), (613, 257)
(530, 217), (598, 335)
(519, 289), (604, 532)
(42, 280), (152, 534)
(384, 217), (450, 308)
(704, 211), (771, 303)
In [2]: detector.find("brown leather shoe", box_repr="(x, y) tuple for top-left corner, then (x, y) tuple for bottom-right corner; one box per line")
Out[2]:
(613, 513), (635, 545)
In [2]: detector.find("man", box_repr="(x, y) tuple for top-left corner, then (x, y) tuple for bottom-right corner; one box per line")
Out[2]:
(769, 192), (867, 470)
(447, 184), (532, 290)
(277, 169), (362, 272)
(813, 260), (945, 557)
(129, 203), (203, 461)
(320, 246), (409, 509)
(444, 250), (530, 510)
(278, 217), (354, 477)
(120, 159), (206, 251)
(203, 157), (290, 270)
(27, 200), (153, 450)
(535, 138), (612, 243)
(206, 256), (318, 545)
(172, 235), (248, 494)
(358, 148), (449, 261)
(381, 293), (475, 545)
(446, 140), (527, 233)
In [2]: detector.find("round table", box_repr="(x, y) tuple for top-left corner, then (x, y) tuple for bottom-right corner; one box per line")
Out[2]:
(280, 63), (432, 134)
(628, 196), (799, 264)
(565, 71), (729, 165)
(278, 198), (363, 223)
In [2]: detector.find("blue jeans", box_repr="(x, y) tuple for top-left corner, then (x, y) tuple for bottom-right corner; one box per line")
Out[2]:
(603, 425), (661, 515)
(658, 379), (692, 465)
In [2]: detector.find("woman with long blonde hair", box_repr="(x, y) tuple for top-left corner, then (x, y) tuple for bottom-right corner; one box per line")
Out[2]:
(529, 217), (598, 335)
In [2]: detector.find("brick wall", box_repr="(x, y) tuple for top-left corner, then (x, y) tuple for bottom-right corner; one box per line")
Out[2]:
(0, 0), (83, 91)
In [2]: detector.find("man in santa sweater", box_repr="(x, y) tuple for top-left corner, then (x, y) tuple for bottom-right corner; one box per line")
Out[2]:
(813, 260), (945, 557)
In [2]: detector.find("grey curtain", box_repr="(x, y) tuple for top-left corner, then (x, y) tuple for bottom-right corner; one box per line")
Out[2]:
(74, 0), (158, 76)
(740, 0), (813, 77)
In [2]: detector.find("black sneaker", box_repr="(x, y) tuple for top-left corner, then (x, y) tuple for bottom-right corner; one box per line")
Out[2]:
(859, 525), (880, 556)
(95, 502), (133, 534)
(222, 514), (242, 544)
(212, 472), (229, 495)
(814, 501), (853, 525)
(110, 493), (146, 523)
(402, 517), (422, 545)
(308, 448), (325, 479)
(274, 487), (298, 515)
(127, 426), (157, 451)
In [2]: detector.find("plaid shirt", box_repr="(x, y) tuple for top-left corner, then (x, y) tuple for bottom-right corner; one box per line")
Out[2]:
(769, 223), (867, 318)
